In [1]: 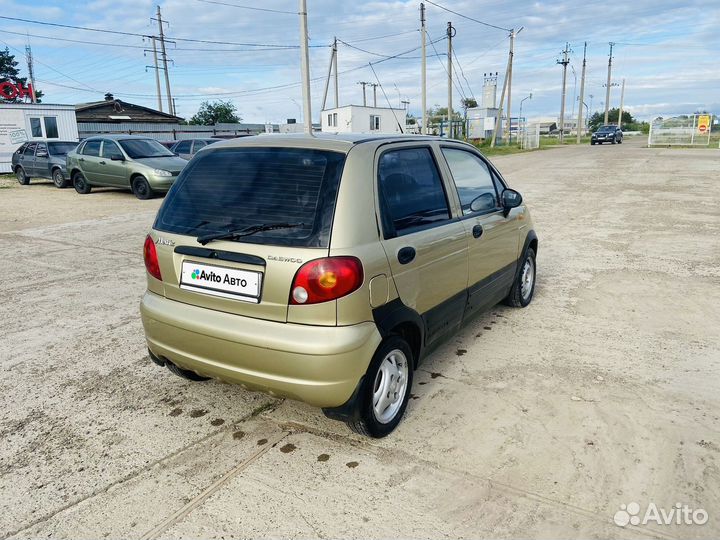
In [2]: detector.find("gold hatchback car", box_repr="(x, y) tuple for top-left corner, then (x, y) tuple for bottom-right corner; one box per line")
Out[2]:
(140, 134), (537, 437)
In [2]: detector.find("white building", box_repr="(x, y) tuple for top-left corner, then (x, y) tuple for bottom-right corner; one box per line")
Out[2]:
(0, 103), (79, 173)
(321, 105), (407, 134)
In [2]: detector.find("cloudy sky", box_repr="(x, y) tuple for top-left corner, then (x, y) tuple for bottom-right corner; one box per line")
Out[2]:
(0, 0), (717, 123)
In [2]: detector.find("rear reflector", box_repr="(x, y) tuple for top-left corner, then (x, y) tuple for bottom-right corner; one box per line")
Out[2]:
(290, 256), (363, 305)
(143, 235), (162, 281)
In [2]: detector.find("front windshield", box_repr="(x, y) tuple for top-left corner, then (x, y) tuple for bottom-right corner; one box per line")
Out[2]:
(118, 139), (175, 159)
(48, 142), (78, 155)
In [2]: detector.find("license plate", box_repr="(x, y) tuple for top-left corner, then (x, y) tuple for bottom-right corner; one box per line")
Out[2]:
(180, 261), (262, 303)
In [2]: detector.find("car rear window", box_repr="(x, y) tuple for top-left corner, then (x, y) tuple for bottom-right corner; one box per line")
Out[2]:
(154, 147), (346, 248)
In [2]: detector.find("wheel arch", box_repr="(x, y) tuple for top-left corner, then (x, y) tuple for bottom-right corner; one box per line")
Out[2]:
(372, 299), (424, 368)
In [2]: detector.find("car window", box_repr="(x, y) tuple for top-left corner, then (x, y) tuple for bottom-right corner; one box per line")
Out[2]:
(378, 147), (451, 237)
(101, 141), (124, 160)
(119, 139), (174, 159)
(193, 140), (208, 151)
(82, 140), (101, 157)
(174, 141), (192, 154)
(15, 143), (27, 155)
(36, 143), (48, 157)
(492, 171), (506, 198)
(24, 143), (37, 156)
(441, 148), (500, 215)
(48, 142), (78, 155)
(155, 147), (345, 248)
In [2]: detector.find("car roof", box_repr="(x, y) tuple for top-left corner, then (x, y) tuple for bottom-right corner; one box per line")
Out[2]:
(207, 132), (444, 152)
(82, 134), (158, 141)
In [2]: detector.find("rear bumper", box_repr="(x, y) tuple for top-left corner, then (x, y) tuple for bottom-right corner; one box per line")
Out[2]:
(140, 291), (381, 407)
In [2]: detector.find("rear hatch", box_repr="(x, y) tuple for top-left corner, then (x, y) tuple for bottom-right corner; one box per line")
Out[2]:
(151, 146), (345, 323)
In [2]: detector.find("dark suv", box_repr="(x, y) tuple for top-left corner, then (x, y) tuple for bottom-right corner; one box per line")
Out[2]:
(12, 140), (79, 187)
(591, 125), (623, 145)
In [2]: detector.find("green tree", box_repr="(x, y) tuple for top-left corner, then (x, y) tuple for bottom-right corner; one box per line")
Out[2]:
(0, 47), (43, 102)
(461, 97), (478, 110)
(190, 100), (241, 125)
(588, 108), (633, 131)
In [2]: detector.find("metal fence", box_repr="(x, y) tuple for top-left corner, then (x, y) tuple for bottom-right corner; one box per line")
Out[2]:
(520, 123), (540, 150)
(77, 122), (271, 141)
(648, 114), (712, 146)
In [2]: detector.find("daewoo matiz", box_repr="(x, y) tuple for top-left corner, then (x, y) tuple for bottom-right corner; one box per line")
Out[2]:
(140, 133), (538, 437)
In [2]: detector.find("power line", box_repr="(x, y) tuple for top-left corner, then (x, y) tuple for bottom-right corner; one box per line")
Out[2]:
(452, 48), (475, 100)
(368, 63), (404, 133)
(193, 0), (296, 14)
(0, 15), (326, 48)
(423, 0), (511, 32)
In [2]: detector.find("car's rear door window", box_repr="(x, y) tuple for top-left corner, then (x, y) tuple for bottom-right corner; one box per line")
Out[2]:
(155, 147), (345, 248)
(82, 140), (101, 157)
(377, 147), (451, 237)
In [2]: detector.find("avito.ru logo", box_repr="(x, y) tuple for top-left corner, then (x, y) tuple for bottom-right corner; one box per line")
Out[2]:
(614, 502), (708, 527)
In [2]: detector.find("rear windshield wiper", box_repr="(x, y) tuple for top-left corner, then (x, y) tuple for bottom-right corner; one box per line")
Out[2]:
(197, 222), (304, 245)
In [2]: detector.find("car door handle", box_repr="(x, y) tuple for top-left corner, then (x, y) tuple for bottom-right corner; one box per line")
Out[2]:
(397, 246), (416, 265)
(472, 224), (484, 238)
(78, 158), (85, 162)
(99, 161), (106, 165)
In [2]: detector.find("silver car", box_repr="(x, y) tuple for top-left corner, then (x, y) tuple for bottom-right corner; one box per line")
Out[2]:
(11, 140), (79, 188)
(170, 138), (218, 160)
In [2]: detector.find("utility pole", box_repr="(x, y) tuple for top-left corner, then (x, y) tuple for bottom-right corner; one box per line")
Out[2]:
(491, 31), (513, 147)
(603, 42), (615, 125)
(447, 21), (454, 138)
(617, 78), (626, 129)
(370, 83), (378, 107)
(151, 37), (163, 112)
(298, 0), (312, 134)
(24, 42), (37, 103)
(332, 37), (339, 108)
(576, 41), (587, 143)
(155, 6), (173, 116)
(358, 82), (369, 106)
(321, 39), (337, 111)
(421, 3), (427, 134)
(557, 42), (570, 143)
(505, 28), (515, 144)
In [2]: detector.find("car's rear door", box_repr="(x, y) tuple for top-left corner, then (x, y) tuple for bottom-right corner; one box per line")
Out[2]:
(79, 140), (104, 184)
(173, 140), (192, 160)
(20, 142), (36, 175)
(376, 143), (469, 346)
(439, 145), (522, 317)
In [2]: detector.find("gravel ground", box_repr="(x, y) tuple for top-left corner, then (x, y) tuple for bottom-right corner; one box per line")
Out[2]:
(1, 137), (718, 539)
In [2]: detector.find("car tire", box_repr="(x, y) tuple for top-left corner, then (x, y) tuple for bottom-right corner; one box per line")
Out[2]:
(166, 361), (211, 382)
(346, 335), (414, 438)
(611, 138), (616, 144)
(590, 141), (595, 145)
(504, 247), (536, 308)
(618, 138), (623, 144)
(132, 176), (154, 200)
(73, 172), (91, 194)
(15, 167), (30, 185)
(52, 169), (69, 188)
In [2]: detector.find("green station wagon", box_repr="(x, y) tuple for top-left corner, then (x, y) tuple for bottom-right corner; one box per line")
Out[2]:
(66, 135), (188, 199)
(141, 134), (538, 437)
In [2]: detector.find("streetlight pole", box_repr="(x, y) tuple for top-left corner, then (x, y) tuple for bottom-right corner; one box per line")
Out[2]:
(519, 93), (532, 146)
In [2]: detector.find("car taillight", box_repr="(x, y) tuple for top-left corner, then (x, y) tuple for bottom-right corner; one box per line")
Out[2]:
(143, 235), (162, 281)
(290, 257), (363, 305)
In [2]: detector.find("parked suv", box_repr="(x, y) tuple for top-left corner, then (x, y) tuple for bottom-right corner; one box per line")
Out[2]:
(591, 125), (623, 145)
(66, 135), (188, 199)
(140, 134), (538, 437)
(12, 140), (78, 188)
(170, 138), (218, 160)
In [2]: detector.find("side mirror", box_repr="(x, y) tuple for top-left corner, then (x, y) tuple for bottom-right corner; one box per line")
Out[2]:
(501, 189), (523, 216)
(470, 192), (498, 213)
(110, 155), (125, 161)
